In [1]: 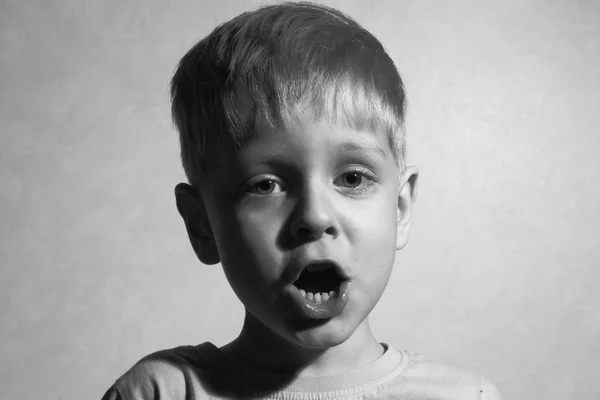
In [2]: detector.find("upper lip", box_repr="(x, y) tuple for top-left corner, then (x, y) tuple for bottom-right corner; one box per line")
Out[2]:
(284, 258), (349, 285)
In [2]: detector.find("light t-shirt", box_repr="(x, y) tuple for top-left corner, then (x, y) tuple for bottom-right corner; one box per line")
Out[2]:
(101, 342), (501, 399)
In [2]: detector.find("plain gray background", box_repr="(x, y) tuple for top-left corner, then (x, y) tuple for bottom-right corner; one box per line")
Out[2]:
(1, 0), (599, 399)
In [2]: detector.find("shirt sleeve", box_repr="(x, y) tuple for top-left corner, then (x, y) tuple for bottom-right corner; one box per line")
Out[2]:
(101, 385), (123, 400)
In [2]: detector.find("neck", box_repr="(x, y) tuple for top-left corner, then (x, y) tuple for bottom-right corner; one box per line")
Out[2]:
(220, 311), (384, 377)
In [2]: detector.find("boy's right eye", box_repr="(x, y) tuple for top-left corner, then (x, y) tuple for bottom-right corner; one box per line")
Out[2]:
(246, 178), (285, 195)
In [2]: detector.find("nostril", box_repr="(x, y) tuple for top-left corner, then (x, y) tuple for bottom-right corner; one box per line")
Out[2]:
(295, 225), (336, 240)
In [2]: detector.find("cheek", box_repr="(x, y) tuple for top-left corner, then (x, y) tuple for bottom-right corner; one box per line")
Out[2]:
(241, 206), (284, 252)
(350, 194), (398, 279)
(356, 191), (398, 243)
(217, 206), (284, 280)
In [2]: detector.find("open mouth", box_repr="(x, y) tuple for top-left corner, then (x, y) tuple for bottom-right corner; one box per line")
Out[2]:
(292, 263), (344, 303)
(286, 260), (350, 319)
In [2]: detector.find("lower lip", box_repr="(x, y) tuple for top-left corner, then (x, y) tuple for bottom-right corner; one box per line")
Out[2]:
(286, 281), (350, 319)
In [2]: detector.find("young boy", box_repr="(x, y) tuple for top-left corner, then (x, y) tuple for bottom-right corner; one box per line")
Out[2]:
(102, 2), (501, 399)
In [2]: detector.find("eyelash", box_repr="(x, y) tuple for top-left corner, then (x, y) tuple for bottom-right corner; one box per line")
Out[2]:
(337, 167), (376, 195)
(244, 168), (377, 196)
(245, 175), (285, 196)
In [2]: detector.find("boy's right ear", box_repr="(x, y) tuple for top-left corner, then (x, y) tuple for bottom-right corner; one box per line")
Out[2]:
(174, 183), (220, 265)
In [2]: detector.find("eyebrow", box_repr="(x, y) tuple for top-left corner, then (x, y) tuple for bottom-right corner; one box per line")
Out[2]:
(338, 140), (387, 159)
(238, 139), (388, 167)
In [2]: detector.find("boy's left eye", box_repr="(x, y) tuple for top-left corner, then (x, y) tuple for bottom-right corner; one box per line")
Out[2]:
(339, 172), (363, 188)
(335, 170), (376, 193)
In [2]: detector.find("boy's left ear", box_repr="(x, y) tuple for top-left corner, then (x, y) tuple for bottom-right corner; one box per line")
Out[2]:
(396, 166), (419, 250)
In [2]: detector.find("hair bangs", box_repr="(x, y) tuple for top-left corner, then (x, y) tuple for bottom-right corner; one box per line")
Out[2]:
(279, 73), (405, 169)
(221, 61), (407, 171)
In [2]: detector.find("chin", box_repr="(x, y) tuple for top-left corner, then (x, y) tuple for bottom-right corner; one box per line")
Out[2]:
(288, 317), (358, 349)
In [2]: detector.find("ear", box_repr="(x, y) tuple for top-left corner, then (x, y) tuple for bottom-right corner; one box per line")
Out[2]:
(396, 166), (419, 250)
(174, 183), (220, 265)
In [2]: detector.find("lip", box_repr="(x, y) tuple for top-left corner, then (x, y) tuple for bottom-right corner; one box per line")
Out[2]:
(285, 280), (350, 319)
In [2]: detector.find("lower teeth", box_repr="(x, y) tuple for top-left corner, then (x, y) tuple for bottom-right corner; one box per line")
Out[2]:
(299, 289), (337, 303)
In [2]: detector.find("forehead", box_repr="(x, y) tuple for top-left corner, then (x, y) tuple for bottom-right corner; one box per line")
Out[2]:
(235, 117), (391, 166)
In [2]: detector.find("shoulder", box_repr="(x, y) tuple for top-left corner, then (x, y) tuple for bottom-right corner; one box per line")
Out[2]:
(399, 351), (502, 399)
(105, 343), (218, 399)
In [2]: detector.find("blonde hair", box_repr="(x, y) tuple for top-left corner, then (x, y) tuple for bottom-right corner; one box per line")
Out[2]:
(171, 2), (408, 187)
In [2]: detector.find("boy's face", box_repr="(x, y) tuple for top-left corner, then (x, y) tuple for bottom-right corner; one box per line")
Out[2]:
(180, 117), (417, 349)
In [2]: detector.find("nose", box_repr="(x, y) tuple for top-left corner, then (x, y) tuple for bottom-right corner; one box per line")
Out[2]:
(290, 185), (338, 242)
